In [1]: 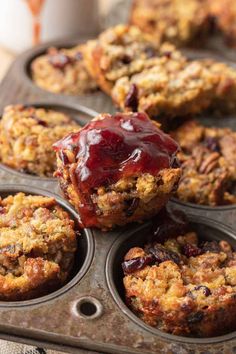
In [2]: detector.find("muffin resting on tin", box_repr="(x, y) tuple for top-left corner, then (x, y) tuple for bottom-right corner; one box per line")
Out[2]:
(0, 105), (80, 177)
(123, 223), (236, 337)
(130, 0), (210, 46)
(31, 45), (98, 95)
(53, 112), (181, 230)
(112, 58), (236, 120)
(171, 120), (236, 206)
(83, 24), (185, 95)
(83, 25), (236, 120)
(0, 192), (77, 301)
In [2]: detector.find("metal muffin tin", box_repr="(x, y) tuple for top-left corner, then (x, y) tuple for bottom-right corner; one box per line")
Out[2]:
(0, 35), (236, 354)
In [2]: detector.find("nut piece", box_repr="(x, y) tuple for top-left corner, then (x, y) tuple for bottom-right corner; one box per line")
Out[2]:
(171, 120), (236, 206)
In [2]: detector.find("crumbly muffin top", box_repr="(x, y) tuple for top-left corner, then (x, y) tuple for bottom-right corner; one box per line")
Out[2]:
(0, 192), (77, 300)
(172, 120), (236, 205)
(0, 105), (80, 177)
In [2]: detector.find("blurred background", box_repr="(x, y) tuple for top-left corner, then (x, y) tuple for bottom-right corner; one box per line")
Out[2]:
(0, 0), (130, 80)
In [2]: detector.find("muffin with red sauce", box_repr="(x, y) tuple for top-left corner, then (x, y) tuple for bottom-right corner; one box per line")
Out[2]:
(53, 112), (181, 229)
(123, 211), (236, 337)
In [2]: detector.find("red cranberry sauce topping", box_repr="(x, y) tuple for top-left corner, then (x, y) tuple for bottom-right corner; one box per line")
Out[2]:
(53, 112), (179, 226)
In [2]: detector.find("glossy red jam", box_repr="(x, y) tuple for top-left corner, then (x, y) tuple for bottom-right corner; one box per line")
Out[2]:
(54, 112), (179, 227)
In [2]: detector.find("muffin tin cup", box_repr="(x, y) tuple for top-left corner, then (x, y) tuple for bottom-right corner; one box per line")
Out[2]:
(0, 30), (236, 353)
(106, 213), (236, 345)
(0, 184), (94, 308)
(0, 37), (115, 115)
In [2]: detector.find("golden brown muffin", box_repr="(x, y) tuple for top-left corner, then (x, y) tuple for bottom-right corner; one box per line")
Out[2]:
(83, 24), (185, 95)
(0, 192), (77, 301)
(112, 58), (236, 120)
(83, 25), (236, 121)
(0, 105), (81, 177)
(171, 120), (236, 206)
(53, 112), (181, 230)
(130, 0), (210, 46)
(31, 45), (98, 95)
(123, 223), (236, 337)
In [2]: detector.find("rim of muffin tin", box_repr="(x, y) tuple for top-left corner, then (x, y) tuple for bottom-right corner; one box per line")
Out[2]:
(171, 197), (236, 211)
(106, 214), (236, 344)
(15, 37), (104, 100)
(0, 101), (98, 182)
(0, 184), (94, 308)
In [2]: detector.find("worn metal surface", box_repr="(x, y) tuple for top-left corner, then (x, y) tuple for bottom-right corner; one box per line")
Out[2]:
(0, 31), (236, 354)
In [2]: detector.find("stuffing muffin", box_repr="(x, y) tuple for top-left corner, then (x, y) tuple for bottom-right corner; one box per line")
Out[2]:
(130, 0), (210, 46)
(171, 120), (236, 206)
(83, 24), (236, 121)
(31, 45), (98, 95)
(123, 213), (236, 337)
(53, 112), (181, 230)
(0, 192), (77, 301)
(112, 58), (236, 120)
(83, 24), (185, 95)
(0, 105), (81, 177)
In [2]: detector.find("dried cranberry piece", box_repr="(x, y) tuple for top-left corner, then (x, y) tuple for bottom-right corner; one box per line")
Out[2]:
(30, 114), (48, 127)
(182, 243), (202, 257)
(146, 243), (181, 264)
(0, 206), (6, 214)
(151, 208), (188, 243)
(201, 241), (221, 254)
(187, 311), (204, 324)
(121, 55), (132, 64)
(49, 53), (72, 69)
(194, 285), (211, 297)
(125, 84), (138, 111)
(204, 137), (220, 152)
(122, 254), (155, 274)
(163, 51), (172, 59)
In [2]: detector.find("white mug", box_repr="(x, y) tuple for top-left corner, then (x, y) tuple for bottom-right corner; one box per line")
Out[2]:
(0, 0), (100, 53)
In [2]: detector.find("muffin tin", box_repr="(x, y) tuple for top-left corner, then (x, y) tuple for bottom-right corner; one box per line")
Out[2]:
(0, 35), (236, 354)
